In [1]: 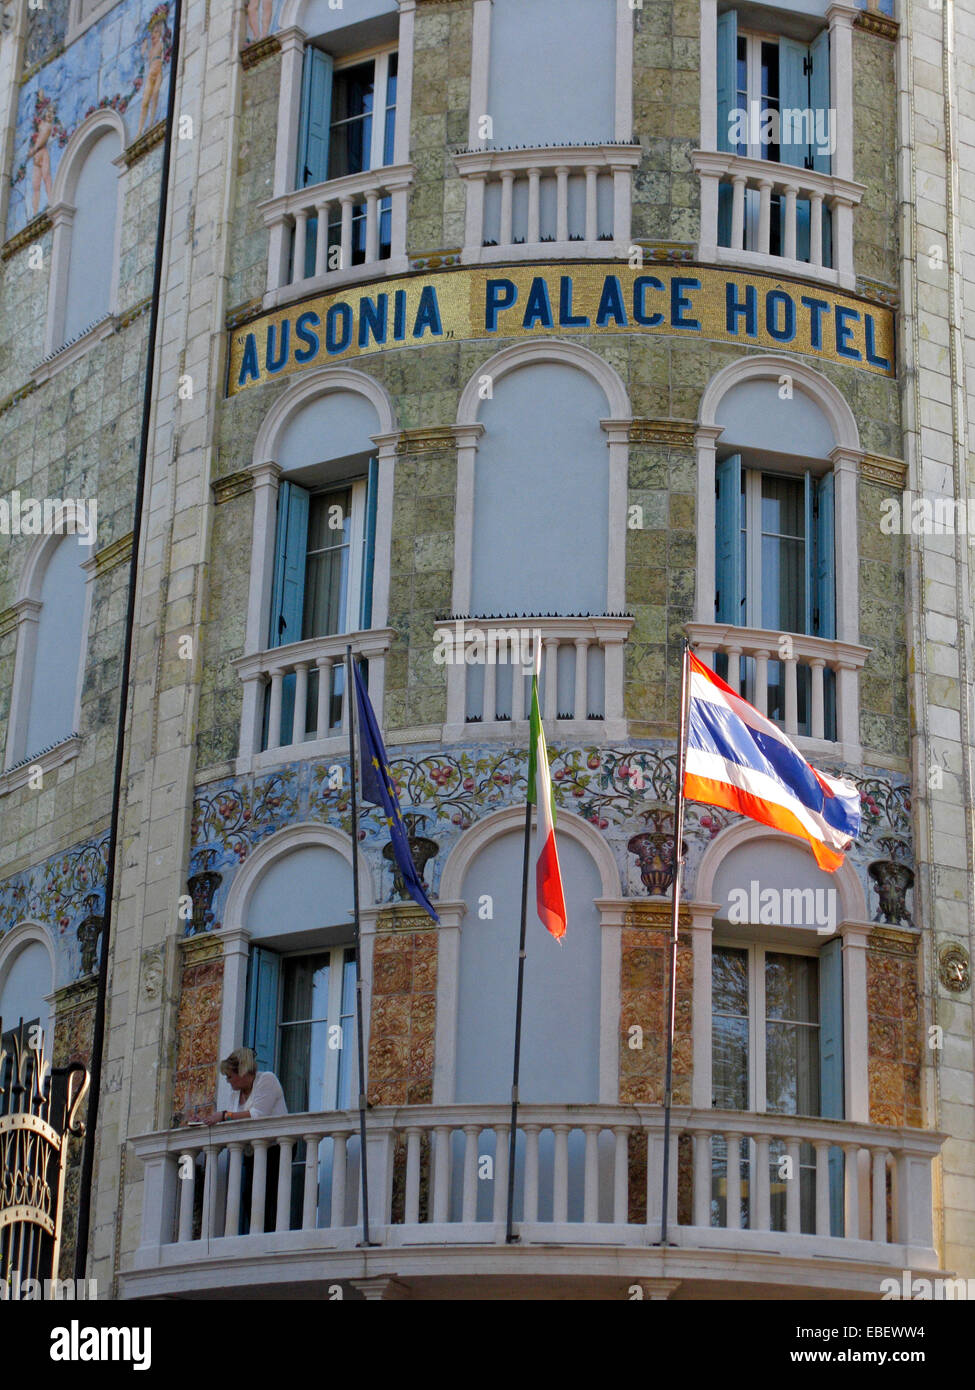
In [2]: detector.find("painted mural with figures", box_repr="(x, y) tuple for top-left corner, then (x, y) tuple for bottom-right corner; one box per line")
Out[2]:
(185, 745), (914, 937)
(0, 834), (109, 989)
(7, 0), (174, 238)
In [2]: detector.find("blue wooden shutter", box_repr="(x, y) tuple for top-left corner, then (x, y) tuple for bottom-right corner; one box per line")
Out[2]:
(809, 28), (831, 175)
(296, 47), (333, 189)
(244, 946), (281, 1074)
(803, 472), (815, 636)
(779, 37), (810, 170)
(815, 472), (836, 640)
(269, 481), (310, 649)
(359, 458), (379, 631)
(716, 9), (738, 153)
(819, 937), (845, 1236)
(715, 453), (743, 623)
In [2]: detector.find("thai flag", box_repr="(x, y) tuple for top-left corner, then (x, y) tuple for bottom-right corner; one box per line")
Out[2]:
(683, 651), (860, 872)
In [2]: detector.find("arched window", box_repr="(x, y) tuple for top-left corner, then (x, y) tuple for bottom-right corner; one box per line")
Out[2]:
(702, 830), (863, 1237)
(455, 828), (603, 1105)
(0, 928), (54, 1048)
(5, 527), (92, 775)
(693, 356), (867, 760)
(238, 369), (397, 765)
(483, 0), (618, 147)
(46, 114), (124, 356)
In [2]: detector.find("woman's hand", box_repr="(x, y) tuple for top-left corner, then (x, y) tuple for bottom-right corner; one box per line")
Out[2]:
(202, 1110), (225, 1125)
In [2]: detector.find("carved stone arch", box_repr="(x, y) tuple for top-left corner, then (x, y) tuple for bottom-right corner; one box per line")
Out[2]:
(456, 338), (632, 426)
(51, 108), (126, 207)
(439, 804), (621, 903)
(698, 351), (861, 453)
(222, 821), (376, 927)
(252, 365), (398, 466)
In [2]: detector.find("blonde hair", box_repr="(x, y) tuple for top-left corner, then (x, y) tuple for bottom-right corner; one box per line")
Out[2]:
(220, 1046), (257, 1078)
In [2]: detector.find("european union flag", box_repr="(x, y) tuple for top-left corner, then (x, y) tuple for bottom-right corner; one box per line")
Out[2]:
(352, 661), (439, 922)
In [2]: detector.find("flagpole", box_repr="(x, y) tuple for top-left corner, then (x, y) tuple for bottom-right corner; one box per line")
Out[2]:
(659, 638), (691, 1246)
(505, 649), (539, 1243)
(346, 645), (372, 1248)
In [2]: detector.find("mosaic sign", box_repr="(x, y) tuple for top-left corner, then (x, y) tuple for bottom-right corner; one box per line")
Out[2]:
(227, 263), (896, 396)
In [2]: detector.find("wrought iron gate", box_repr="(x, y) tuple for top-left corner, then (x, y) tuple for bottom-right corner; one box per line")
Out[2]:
(0, 1018), (90, 1290)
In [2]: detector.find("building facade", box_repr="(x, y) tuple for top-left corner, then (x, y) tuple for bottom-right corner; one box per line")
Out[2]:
(0, 0), (972, 1300)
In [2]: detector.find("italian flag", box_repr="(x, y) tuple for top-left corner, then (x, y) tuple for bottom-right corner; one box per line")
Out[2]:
(528, 659), (567, 942)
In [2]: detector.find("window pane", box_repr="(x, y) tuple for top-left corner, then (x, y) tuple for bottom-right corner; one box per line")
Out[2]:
(329, 62), (375, 178)
(713, 945), (749, 1016)
(766, 953), (820, 1117)
(305, 490), (352, 639)
(760, 476), (805, 632)
(712, 945), (749, 1110)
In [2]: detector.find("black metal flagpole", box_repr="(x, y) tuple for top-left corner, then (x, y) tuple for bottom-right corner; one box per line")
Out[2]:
(505, 643), (540, 1243)
(505, 796), (533, 1243)
(346, 646), (372, 1248)
(659, 638), (691, 1246)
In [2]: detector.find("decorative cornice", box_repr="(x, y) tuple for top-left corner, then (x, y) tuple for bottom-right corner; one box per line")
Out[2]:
(623, 902), (692, 934)
(635, 240), (697, 264)
(0, 378), (37, 420)
(856, 275), (899, 309)
(93, 533), (133, 578)
(241, 33), (282, 69)
(410, 248), (462, 272)
(212, 470), (255, 505)
(861, 453), (907, 488)
(629, 419), (697, 448)
(226, 297), (264, 331)
(52, 975), (99, 1014)
(116, 296), (153, 331)
(123, 121), (166, 169)
(397, 426), (458, 456)
(375, 901), (439, 933)
(854, 9), (898, 41)
(1, 212), (51, 262)
(179, 932), (224, 965)
(868, 925), (919, 957)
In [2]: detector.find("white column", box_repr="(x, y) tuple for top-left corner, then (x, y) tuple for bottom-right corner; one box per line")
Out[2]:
(725, 1133), (742, 1228)
(44, 202), (75, 355)
(293, 661), (309, 743)
(810, 191), (824, 267)
(523, 1126), (540, 1223)
(293, 207), (309, 284)
(405, 1127), (422, 1224)
(368, 435), (399, 630)
(585, 166), (598, 243)
(612, 1127), (629, 1225)
(753, 649), (770, 718)
(827, 4), (857, 184)
(225, 1143), (244, 1238)
(499, 170), (514, 247)
(784, 656), (799, 735)
(601, 421), (631, 611)
(757, 178), (773, 255)
(833, 198), (856, 286)
(783, 184), (798, 261)
(810, 658), (826, 740)
(527, 167), (541, 244)
(553, 1126), (570, 1223)
(267, 667), (284, 751)
(393, 1), (416, 167)
(699, 170), (720, 257)
(463, 173), (487, 258)
(5, 599), (41, 768)
(250, 1141), (269, 1233)
(753, 1134), (771, 1230)
(584, 1126), (600, 1223)
(302, 1134), (320, 1229)
(695, 428), (723, 624)
(450, 424), (485, 615)
(214, 928), (252, 1113)
(689, 904), (718, 1109)
(269, 28), (308, 287)
(785, 1138), (802, 1233)
(276, 1138), (294, 1230)
(615, 0), (634, 140)
(330, 1135), (348, 1227)
(315, 657), (332, 737)
(340, 196), (354, 271)
(543, 637), (559, 722)
(315, 200), (330, 276)
(829, 448), (859, 644)
(693, 1132), (711, 1227)
(555, 166), (570, 243)
(731, 175), (747, 249)
(468, 0), (494, 146)
(699, 0), (718, 151)
(839, 923), (871, 1122)
(365, 189), (380, 263)
(573, 638), (590, 721)
(612, 165), (631, 245)
(432, 903), (465, 1104)
(814, 1140), (831, 1236)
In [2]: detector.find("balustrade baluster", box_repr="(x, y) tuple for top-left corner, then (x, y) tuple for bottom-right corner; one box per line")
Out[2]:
(784, 656), (799, 736)
(523, 1125), (540, 1224)
(178, 1150), (196, 1243)
(612, 1127), (629, 1226)
(556, 167), (570, 242)
(315, 202), (329, 276)
(731, 176), (747, 249)
(250, 1140), (269, 1233)
(432, 1126), (451, 1223)
(493, 1126), (510, 1226)
(553, 1125), (570, 1223)
(527, 169), (541, 244)
(365, 190), (380, 263)
(573, 639), (590, 721)
(267, 669), (284, 751)
(316, 657), (332, 737)
(276, 1137), (294, 1231)
(302, 1134), (320, 1230)
(293, 208), (309, 284)
(405, 1127), (422, 1225)
(331, 1135), (347, 1227)
(843, 1143), (860, 1240)
(462, 1125), (480, 1223)
(225, 1142), (244, 1238)
(872, 1149), (889, 1243)
(293, 662), (309, 746)
(752, 1134), (771, 1231)
(693, 1131), (711, 1227)
(783, 185), (798, 260)
(810, 659), (826, 740)
(725, 1134), (742, 1229)
(583, 1126), (600, 1224)
(810, 192), (824, 267)
(499, 171), (514, 247)
(585, 166), (599, 242)
(785, 1139), (802, 1234)
(814, 1140), (831, 1236)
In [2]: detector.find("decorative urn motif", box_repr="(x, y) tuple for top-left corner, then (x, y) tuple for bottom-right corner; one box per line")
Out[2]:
(627, 806), (686, 897)
(76, 895), (105, 977)
(384, 813), (438, 902)
(186, 848), (223, 935)
(868, 837), (914, 925)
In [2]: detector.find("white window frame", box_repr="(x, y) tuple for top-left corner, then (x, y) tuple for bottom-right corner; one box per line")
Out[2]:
(327, 45), (398, 182)
(734, 28), (783, 163)
(303, 477), (369, 640)
(712, 938), (821, 1116)
(67, 0), (120, 44)
(276, 942), (357, 1112)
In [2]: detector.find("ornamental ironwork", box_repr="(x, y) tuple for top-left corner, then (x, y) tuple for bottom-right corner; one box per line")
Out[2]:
(0, 1019), (89, 1291)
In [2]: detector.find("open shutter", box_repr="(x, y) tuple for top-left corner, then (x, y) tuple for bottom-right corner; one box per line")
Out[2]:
(815, 472), (835, 640)
(819, 937), (845, 1235)
(269, 481), (310, 649)
(244, 946), (281, 1075)
(715, 453), (743, 624)
(809, 28), (831, 174)
(296, 47), (333, 189)
(803, 472), (815, 636)
(716, 9), (738, 153)
(778, 38), (810, 170)
(359, 458), (379, 631)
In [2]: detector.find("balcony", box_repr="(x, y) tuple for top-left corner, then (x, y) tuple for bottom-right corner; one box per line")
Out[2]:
(233, 628), (394, 773)
(454, 145), (642, 265)
(693, 152), (865, 291)
(260, 165), (414, 306)
(686, 623), (869, 765)
(441, 615), (634, 743)
(125, 1103), (944, 1300)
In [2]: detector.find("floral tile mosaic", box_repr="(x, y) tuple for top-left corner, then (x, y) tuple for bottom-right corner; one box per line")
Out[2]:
(0, 833), (109, 986)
